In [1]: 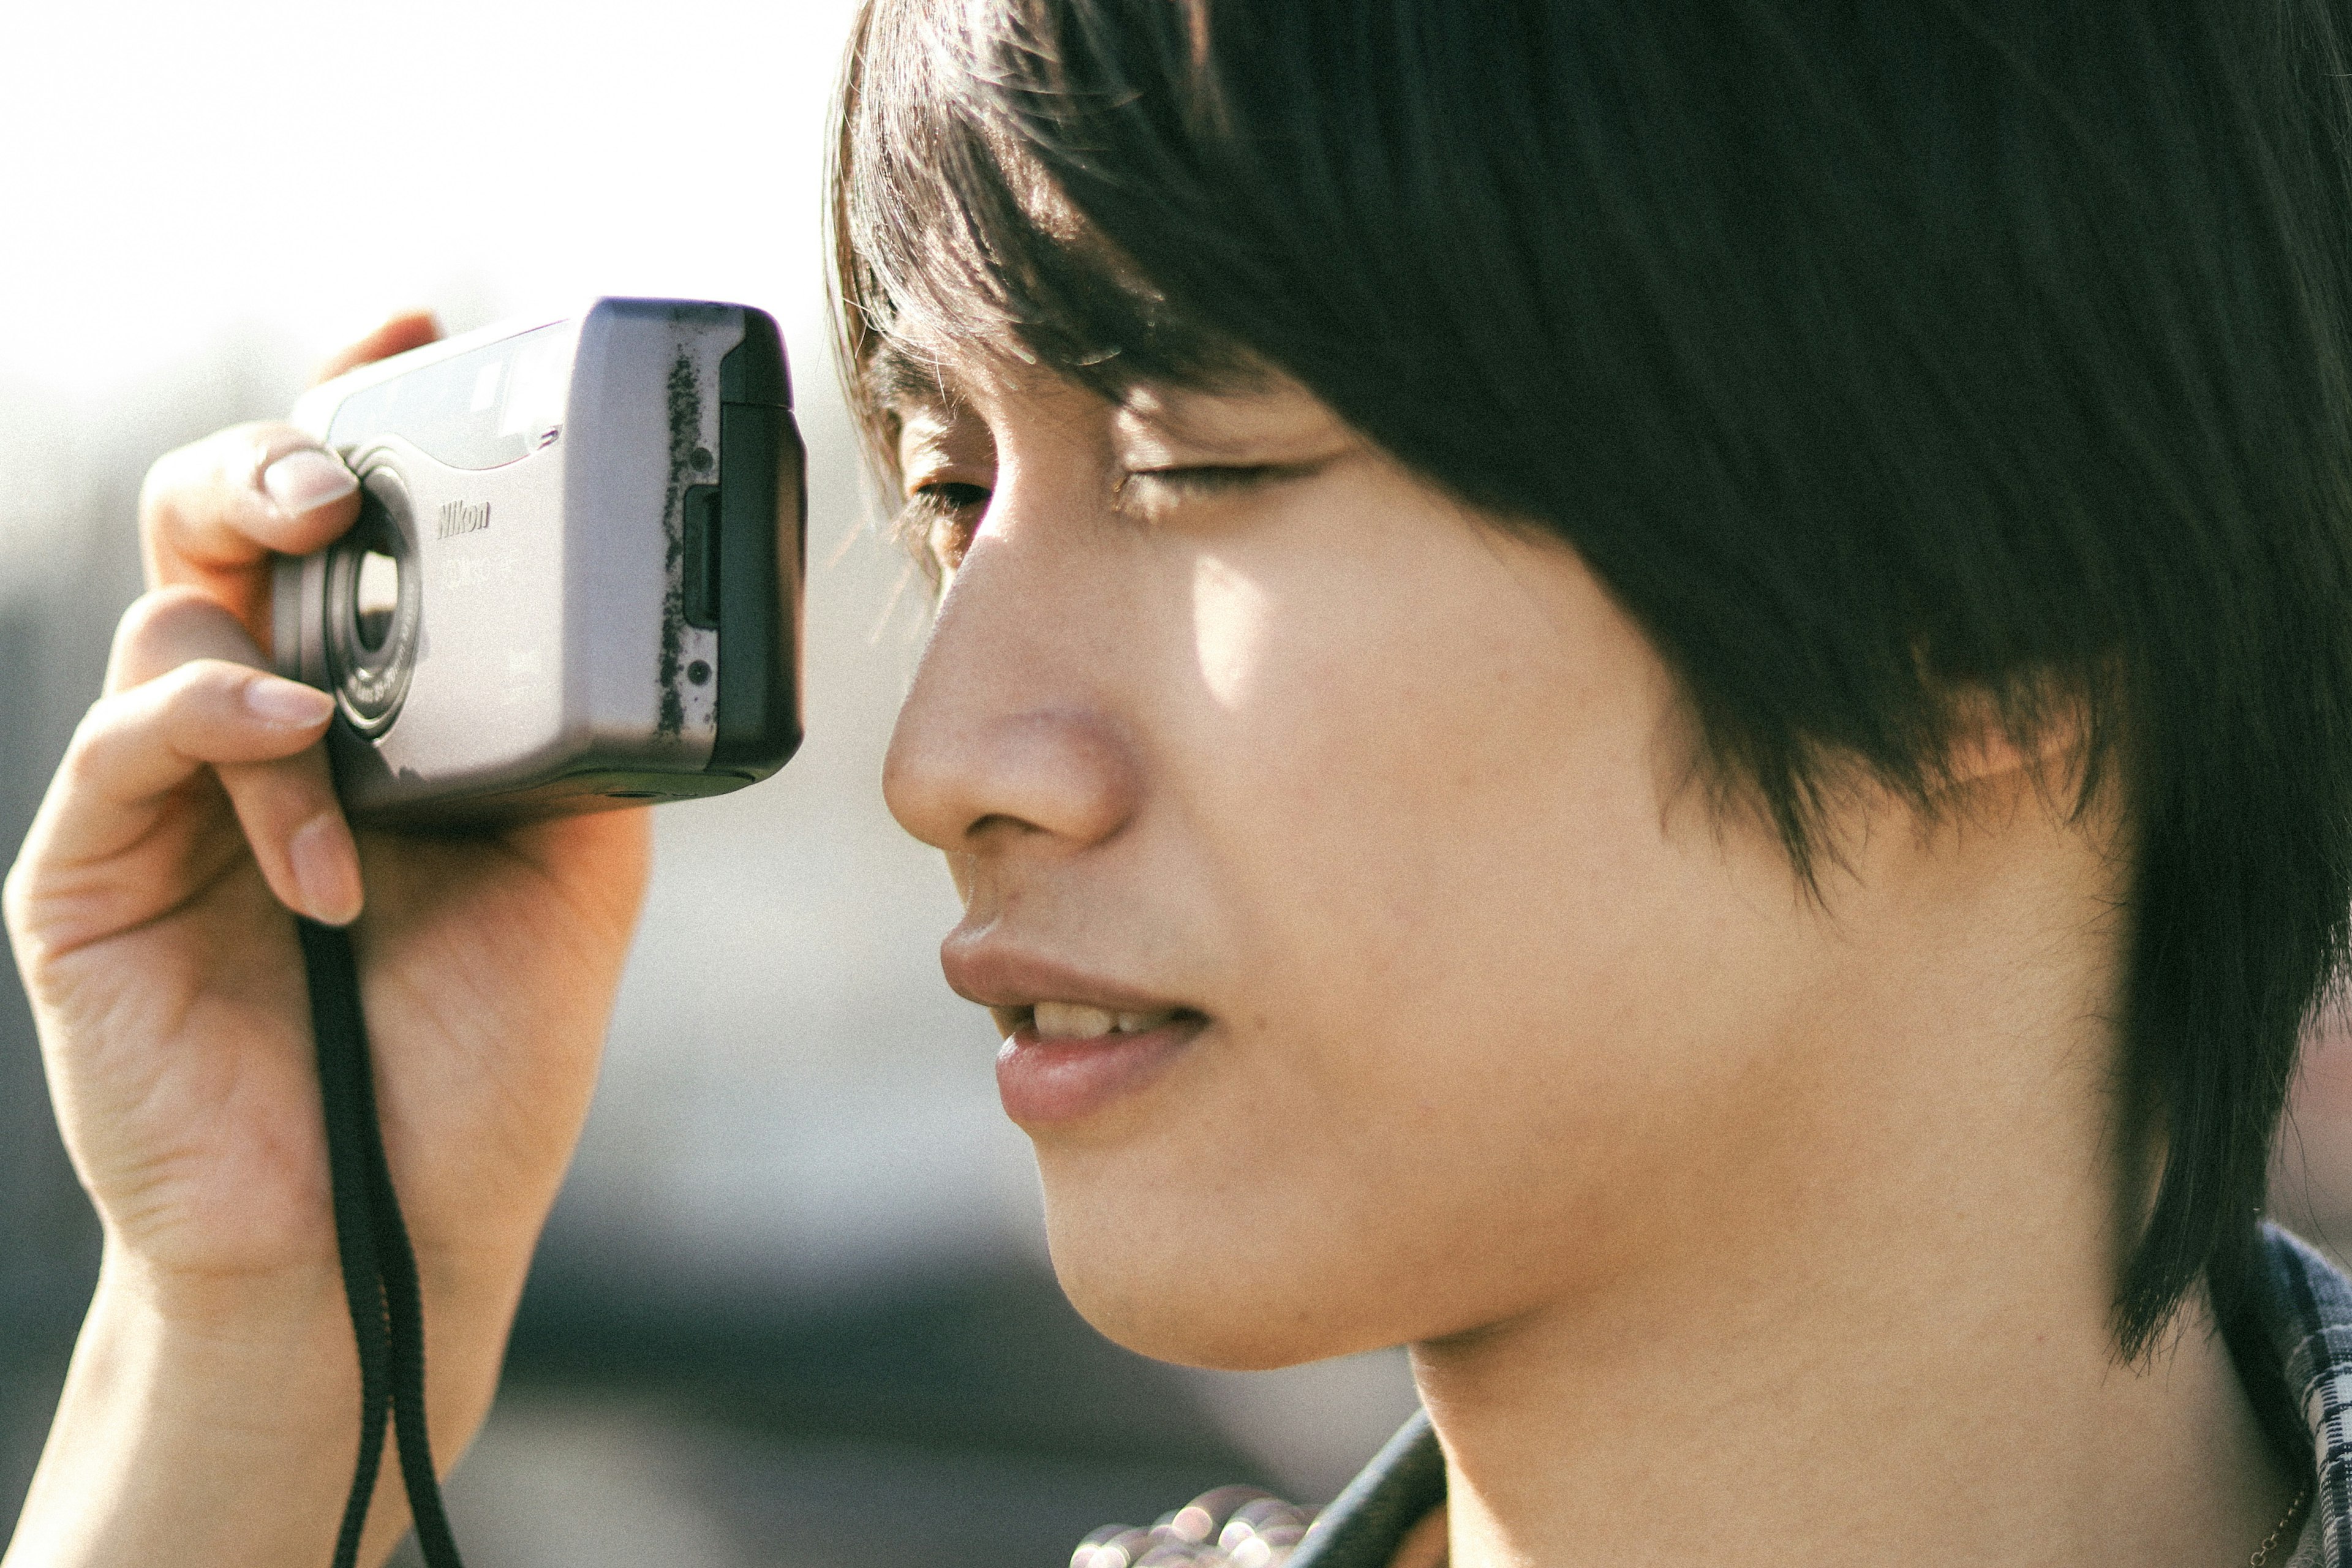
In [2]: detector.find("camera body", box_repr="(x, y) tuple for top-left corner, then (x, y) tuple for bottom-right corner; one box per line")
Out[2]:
(271, 298), (804, 826)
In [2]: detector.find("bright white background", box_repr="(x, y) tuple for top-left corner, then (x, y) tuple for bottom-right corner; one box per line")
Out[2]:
(0, 1), (847, 391)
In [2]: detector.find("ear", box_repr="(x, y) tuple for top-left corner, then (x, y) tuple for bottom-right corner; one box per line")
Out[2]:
(1936, 679), (2089, 794)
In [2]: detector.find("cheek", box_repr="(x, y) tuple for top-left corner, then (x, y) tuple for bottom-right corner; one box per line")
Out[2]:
(1039, 515), (1820, 1366)
(1188, 524), (1728, 1061)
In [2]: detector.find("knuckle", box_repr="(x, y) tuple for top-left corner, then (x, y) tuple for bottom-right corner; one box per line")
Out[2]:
(108, 590), (260, 692)
(114, 585), (211, 647)
(136, 422), (290, 542)
(0, 850), (53, 965)
(0, 870), (46, 977)
(75, 666), (200, 750)
(55, 699), (123, 793)
(135, 450), (190, 540)
(229, 422), (298, 491)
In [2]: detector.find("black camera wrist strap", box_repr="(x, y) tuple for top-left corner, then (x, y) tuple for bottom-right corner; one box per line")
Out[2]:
(296, 918), (467, 1568)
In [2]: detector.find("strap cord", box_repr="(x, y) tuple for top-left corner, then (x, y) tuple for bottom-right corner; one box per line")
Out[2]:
(297, 917), (467, 1568)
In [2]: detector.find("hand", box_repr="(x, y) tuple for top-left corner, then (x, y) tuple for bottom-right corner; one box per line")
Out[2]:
(2, 314), (653, 1567)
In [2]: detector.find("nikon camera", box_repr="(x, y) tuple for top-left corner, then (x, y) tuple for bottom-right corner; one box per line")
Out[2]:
(271, 298), (805, 826)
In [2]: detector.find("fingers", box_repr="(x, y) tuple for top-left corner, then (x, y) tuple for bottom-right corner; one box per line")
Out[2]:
(137, 311), (443, 644)
(67, 657), (333, 814)
(21, 590), (363, 935)
(138, 423), (361, 643)
(44, 312), (446, 933)
(220, 749), (365, 928)
(113, 594), (365, 926)
(39, 660), (359, 929)
(106, 583), (276, 694)
(314, 309), (440, 385)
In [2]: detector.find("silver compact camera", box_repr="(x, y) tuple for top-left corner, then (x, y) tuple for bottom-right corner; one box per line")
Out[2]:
(271, 298), (804, 826)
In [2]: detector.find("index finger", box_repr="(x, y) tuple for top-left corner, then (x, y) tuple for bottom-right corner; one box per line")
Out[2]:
(138, 312), (445, 646)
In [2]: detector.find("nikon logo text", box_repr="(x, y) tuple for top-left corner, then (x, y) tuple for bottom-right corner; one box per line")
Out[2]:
(437, 499), (491, 539)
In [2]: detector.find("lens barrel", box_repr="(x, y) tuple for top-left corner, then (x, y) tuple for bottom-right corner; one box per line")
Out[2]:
(325, 462), (421, 735)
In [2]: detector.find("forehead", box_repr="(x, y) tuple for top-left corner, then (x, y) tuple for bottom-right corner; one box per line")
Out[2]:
(871, 323), (1283, 418)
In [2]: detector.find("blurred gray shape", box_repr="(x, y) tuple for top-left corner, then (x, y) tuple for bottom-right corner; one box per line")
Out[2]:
(389, 1387), (1316, 1568)
(0, 343), (299, 1523)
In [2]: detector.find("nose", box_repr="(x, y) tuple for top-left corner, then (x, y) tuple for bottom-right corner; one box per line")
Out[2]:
(883, 545), (1139, 859)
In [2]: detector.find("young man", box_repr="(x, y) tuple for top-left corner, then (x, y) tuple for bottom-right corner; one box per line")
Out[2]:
(9, 2), (2352, 1564)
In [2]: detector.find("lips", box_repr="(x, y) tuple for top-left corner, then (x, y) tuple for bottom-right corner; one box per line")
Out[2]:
(943, 944), (1208, 1125)
(994, 1009), (1207, 1126)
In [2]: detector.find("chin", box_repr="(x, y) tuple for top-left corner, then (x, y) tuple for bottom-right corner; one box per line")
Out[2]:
(1039, 1187), (1394, 1371)
(1053, 1254), (1343, 1370)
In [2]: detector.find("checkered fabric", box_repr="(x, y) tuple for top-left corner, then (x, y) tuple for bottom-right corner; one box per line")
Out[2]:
(2263, 1224), (2352, 1568)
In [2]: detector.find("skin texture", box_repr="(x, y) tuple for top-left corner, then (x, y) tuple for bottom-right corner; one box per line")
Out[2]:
(881, 356), (2301, 1566)
(3, 316), (649, 1568)
(0, 314), (2301, 1566)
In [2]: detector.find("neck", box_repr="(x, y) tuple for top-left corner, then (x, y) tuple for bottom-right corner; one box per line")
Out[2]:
(1412, 800), (2297, 1568)
(1417, 1240), (2291, 1568)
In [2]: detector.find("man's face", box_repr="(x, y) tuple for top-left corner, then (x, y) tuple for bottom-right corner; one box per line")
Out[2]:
(881, 350), (1889, 1368)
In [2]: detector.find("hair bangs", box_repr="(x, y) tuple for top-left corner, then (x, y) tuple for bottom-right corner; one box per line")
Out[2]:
(835, 0), (1243, 466)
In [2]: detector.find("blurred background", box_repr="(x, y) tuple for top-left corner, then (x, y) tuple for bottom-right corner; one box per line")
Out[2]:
(0, 3), (1419, 1564)
(13, 6), (2352, 1567)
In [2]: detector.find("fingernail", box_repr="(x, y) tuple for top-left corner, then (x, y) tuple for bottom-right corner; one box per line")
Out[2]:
(261, 449), (358, 516)
(246, 677), (335, 726)
(288, 813), (363, 927)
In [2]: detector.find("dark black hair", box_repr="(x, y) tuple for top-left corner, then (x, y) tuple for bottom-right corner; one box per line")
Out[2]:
(832, 0), (2352, 1374)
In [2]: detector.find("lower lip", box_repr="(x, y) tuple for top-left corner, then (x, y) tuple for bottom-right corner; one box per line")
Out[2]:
(995, 1017), (1205, 1126)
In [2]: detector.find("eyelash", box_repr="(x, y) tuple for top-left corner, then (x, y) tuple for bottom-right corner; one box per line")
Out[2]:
(900, 466), (1288, 575)
(902, 481), (989, 573)
(1121, 464), (1286, 500)
(907, 481), (990, 517)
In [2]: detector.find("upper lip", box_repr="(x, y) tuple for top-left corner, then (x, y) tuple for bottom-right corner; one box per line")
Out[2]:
(940, 938), (1198, 1019)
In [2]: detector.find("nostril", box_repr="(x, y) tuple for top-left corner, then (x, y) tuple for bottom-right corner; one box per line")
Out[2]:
(885, 705), (1139, 855)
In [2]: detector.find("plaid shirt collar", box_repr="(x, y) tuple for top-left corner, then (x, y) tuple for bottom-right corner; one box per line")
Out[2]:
(2261, 1224), (2352, 1568)
(1289, 1224), (2352, 1568)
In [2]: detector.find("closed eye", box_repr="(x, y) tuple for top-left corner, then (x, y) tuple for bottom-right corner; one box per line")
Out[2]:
(911, 480), (991, 514)
(901, 480), (990, 575)
(1121, 464), (1291, 500)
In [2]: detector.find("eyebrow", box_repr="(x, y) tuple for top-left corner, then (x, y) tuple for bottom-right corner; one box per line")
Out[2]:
(870, 339), (962, 412)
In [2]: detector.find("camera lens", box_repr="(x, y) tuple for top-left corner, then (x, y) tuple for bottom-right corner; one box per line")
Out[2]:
(325, 461), (421, 736)
(353, 550), (399, 652)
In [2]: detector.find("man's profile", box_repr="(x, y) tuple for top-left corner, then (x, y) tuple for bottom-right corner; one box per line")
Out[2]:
(8, 3), (2352, 1566)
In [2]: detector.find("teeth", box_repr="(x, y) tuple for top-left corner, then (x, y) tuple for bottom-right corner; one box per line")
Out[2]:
(1034, 1001), (1115, 1040)
(1031, 1002), (1183, 1040)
